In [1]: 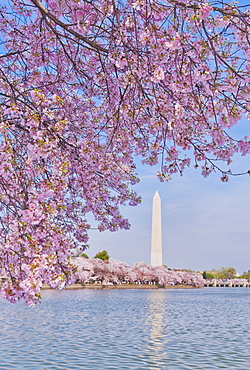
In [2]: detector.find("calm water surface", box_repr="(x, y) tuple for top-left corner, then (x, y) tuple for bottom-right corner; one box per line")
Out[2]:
(0, 287), (249, 369)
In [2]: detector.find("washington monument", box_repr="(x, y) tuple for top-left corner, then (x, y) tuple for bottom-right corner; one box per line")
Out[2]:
(150, 191), (163, 266)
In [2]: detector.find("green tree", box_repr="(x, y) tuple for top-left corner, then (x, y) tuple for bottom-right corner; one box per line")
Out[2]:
(214, 267), (237, 279)
(221, 267), (236, 279)
(240, 273), (250, 282)
(94, 250), (110, 261)
(80, 253), (89, 259)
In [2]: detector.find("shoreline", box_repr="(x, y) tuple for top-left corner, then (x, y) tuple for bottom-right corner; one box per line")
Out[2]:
(41, 283), (202, 290)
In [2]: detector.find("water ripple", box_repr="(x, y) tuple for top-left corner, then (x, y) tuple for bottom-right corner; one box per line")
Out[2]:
(0, 288), (250, 369)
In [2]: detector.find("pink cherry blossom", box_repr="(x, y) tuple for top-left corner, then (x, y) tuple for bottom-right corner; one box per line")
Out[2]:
(0, 0), (249, 303)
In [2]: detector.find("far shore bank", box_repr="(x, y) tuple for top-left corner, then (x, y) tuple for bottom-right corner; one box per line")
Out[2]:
(41, 283), (202, 290)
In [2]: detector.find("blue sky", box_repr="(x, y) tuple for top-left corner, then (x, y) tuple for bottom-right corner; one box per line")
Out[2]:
(87, 118), (250, 275)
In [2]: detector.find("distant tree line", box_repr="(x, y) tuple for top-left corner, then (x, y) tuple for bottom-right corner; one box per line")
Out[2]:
(203, 267), (250, 281)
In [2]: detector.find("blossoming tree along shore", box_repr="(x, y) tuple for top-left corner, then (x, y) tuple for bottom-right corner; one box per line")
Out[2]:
(73, 258), (205, 287)
(0, 0), (250, 304)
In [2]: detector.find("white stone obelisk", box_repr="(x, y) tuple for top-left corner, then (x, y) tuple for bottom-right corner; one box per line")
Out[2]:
(150, 191), (162, 266)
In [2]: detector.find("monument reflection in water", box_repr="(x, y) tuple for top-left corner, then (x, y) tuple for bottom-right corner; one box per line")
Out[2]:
(146, 291), (168, 368)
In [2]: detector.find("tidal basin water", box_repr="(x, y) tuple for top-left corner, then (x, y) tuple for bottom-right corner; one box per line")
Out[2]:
(0, 288), (250, 369)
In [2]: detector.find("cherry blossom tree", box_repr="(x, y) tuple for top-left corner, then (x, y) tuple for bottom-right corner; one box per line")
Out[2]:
(0, 0), (250, 303)
(73, 256), (94, 283)
(132, 262), (153, 282)
(107, 259), (132, 282)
